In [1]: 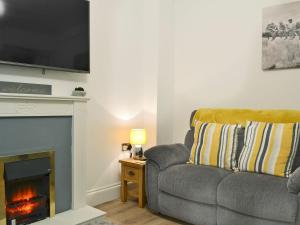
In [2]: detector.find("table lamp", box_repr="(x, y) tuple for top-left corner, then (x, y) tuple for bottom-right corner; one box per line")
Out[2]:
(130, 129), (146, 160)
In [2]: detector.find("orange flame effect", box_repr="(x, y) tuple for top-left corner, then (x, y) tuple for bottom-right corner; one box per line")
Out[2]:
(11, 186), (37, 202)
(6, 186), (42, 217)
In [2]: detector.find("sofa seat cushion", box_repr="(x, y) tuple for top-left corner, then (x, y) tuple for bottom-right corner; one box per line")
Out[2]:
(217, 172), (298, 223)
(158, 164), (231, 205)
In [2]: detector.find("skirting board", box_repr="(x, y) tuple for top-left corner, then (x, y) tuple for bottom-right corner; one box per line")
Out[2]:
(86, 183), (120, 206)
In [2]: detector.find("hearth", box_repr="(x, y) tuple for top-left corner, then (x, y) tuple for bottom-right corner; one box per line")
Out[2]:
(0, 151), (55, 225)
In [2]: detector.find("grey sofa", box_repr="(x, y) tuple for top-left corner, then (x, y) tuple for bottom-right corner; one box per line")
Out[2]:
(144, 111), (300, 225)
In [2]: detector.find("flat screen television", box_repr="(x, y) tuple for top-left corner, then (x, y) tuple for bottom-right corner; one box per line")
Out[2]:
(0, 0), (90, 73)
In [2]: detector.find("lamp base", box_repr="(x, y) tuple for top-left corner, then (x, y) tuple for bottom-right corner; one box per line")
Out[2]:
(132, 146), (144, 160)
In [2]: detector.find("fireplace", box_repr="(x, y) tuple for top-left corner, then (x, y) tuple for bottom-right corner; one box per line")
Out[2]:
(0, 151), (55, 225)
(0, 94), (99, 225)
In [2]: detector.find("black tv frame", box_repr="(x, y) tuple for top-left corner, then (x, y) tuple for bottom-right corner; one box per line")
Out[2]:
(0, 1), (90, 74)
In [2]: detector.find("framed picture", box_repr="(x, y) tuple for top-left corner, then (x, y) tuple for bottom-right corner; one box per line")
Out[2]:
(262, 1), (300, 70)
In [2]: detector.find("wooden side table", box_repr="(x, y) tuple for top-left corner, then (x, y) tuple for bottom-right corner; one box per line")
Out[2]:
(119, 158), (146, 208)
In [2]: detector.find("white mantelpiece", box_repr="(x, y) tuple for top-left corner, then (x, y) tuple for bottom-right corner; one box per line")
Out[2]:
(0, 93), (90, 102)
(0, 93), (105, 224)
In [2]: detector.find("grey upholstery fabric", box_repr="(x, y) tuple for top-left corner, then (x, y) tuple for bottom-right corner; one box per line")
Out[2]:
(217, 172), (298, 223)
(144, 144), (189, 213)
(189, 110), (197, 128)
(217, 206), (293, 225)
(292, 142), (300, 172)
(159, 164), (231, 205)
(145, 109), (300, 225)
(296, 195), (300, 225)
(145, 160), (160, 213)
(288, 167), (300, 194)
(159, 191), (217, 225)
(144, 144), (189, 170)
(184, 129), (194, 151)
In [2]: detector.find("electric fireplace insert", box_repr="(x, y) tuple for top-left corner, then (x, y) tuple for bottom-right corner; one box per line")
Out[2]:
(0, 151), (55, 225)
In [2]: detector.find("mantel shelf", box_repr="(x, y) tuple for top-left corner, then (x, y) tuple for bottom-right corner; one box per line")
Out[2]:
(0, 93), (90, 102)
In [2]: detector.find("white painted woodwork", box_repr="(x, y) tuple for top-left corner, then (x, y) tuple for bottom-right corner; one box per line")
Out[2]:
(0, 94), (105, 223)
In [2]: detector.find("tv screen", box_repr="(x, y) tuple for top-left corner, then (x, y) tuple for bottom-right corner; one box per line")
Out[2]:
(0, 0), (90, 73)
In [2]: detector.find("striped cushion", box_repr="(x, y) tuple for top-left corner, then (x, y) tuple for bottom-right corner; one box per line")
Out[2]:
(238, 121), (300, 177)
(189, 121), (241, 170)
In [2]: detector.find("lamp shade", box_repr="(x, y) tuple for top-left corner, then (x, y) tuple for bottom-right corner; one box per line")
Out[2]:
(130, 129), (146, 145)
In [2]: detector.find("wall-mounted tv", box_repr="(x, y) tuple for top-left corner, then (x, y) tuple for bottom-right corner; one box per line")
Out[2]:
(0, 0), (90, 73)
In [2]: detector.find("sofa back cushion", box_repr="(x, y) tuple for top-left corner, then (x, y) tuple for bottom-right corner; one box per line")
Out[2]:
(238, 121), (300, 177)
(184, 129), (194, 151)
(191, 108), (300, 127)
(189, 121), (241, 170)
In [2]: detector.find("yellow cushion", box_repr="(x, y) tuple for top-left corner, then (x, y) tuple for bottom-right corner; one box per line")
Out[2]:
(190, 121), (241, 170)
(238, 121), (300, 177)
(192, 108), (300, 127)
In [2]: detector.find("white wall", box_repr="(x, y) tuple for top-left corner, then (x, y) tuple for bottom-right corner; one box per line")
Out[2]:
(157, 0), (175, 145)
(158, 0), (300, 144)
(86, 0), (159, 205)
(0, 0), (158, 206)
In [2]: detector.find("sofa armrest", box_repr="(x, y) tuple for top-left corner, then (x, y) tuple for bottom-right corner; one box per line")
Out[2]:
(144, 143), (190, 170)
(287, 167), (300, 194)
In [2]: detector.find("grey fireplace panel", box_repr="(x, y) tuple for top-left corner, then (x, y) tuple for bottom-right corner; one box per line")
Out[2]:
(0, 116), (72, 214)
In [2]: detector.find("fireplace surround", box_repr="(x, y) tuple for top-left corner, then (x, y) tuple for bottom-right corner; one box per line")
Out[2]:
(0, 94), (105, 225)
(0, 151), (55, 225)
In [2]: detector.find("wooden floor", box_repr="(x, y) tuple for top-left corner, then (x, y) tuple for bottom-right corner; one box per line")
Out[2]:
(96, 199), (189, 225)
